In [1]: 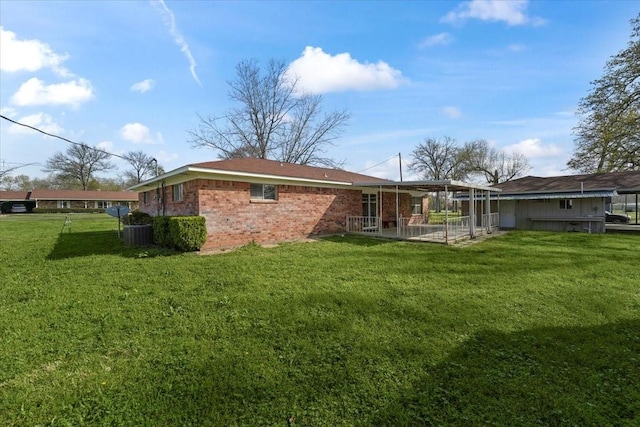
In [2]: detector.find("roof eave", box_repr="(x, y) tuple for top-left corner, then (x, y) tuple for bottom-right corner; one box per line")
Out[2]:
(128, 165), (358, 191)
(355, 180), (501, 192)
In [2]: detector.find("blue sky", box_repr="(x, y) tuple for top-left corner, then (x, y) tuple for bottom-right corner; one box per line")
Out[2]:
(1, 0), (637, 182)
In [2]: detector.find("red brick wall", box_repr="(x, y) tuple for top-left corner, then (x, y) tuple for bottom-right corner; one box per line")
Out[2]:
(138, 179), (363, 249)
(380, 192), (413, 222)
(136, 179), (427, 249)
(138, 183), (198, 217)
(197, 179), (361, 249)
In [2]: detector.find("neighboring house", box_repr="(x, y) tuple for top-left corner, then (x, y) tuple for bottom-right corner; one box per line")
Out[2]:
(129, 158), (497, 249)
(0, 190), (139, 213)
(489, 171), (640, 232)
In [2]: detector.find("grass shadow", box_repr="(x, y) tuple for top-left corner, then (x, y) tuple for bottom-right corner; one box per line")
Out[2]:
(47, 230), (177, 260)
(373, 319), (640, 426)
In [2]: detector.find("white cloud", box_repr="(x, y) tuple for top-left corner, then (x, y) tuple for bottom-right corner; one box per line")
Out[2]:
(152, 0), (201, 86)
(0, 27), (70, 76)
(10, 77), (93, 108)
(286, 46), (404, 94)
(154, 150), (179, 164)
(419, 33), (454, 48)
(443, 106), (462, 118)
(131, 79), (156, 93)
(0, 106), (18, 118)
(7, 112), (62, 135)
(442, 0), (544, 26)
(121, 122), (164, 144)
(504, 138), (562, 159)
(95, 141), (113, 151)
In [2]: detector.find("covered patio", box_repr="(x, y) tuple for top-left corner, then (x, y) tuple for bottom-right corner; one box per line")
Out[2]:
(346, 180), (501, 244)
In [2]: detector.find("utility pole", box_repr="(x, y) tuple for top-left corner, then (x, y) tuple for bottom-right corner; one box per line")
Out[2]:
(398, 152), (403, 182)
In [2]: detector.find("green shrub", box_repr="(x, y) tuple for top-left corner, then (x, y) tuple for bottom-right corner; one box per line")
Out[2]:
(168, 216), (207, 251)
(123, 210), (153, 225)
(153, 216), (171, 247)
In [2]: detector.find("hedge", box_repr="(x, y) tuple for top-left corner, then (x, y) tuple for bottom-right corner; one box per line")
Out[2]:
(152, 215), (207, 252)
(152, 216), (171, 248)
(168, 216), (207, 251)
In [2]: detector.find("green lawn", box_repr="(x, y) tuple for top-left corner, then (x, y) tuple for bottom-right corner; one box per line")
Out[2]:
(1, 214), (639, 426)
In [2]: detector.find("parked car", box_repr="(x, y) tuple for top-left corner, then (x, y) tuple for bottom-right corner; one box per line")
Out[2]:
(11, 204), (27, 213)
(605, 211), (630, 224)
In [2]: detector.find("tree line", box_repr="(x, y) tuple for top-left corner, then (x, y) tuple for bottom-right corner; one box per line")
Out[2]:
(0, 149), (164, 191)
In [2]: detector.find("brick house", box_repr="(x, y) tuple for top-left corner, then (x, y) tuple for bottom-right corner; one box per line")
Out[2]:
(0, 189), (139, 212)
(129, 158), (427, 250)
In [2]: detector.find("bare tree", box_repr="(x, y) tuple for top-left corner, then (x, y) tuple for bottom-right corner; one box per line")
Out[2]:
(463, 140), (530, 184)
(568, 13), (640, 172)
(0, 160), (37, 180)
(410, 136), (471, 212)
(189, 58), (349, 167)
(409, 136), (469, 181)
(0, 173), (31, 190)
(123, 151), (163, 186)
(43, 144), (115, 190)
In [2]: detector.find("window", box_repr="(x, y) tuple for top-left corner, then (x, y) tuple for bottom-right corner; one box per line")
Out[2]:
(250, 184), (277, 200)
(411, 196), (423, 215)
(57, 200), (70, 209)
(559, 199), (573, 210)
(143, 191), (149, 205)
(362, 193), (377, 217)
(172, 183), (184, 202)
(96, 200), (110, 209)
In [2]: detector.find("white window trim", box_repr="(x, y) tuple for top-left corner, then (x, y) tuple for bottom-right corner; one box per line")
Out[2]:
(250, 183), (277, 201)
(172, 183), (184, 202)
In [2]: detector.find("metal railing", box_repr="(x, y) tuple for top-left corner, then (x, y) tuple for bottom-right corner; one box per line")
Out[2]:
(481, 212), (499, 231)
(347, 213), (500, 242)
(398, 215), (474, 241)
(346, 216), (380, 233)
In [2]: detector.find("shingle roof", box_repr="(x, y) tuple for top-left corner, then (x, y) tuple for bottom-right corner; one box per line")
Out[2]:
(188, 158), (388, 184)
(493, 171), (640, 194)
(0, 190), (139, 201)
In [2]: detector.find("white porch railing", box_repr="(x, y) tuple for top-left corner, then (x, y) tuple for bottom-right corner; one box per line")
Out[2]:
(347, 213), (500, 243)
(398, 215), (475, 241)
(481, 212), (499, 231)
(346, 216), (380, 233)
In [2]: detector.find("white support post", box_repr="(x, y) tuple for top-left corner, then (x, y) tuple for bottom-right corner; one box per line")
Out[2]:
(395, 185), (399, 237)
(469, 188), (476, 239)
(379, 185), (383, 235)
(485, 190), (492, 233)
(444, 185), (449, 243)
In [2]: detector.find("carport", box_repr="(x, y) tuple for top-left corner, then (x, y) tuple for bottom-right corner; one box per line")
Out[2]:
(346, 180), (501, 244)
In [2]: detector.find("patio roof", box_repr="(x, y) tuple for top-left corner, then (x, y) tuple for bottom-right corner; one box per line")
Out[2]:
(354, 179), (501, 193)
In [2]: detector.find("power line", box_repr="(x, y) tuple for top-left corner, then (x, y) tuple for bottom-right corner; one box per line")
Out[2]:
(0, 114), (131, 162)
(357, 154), (400, 174)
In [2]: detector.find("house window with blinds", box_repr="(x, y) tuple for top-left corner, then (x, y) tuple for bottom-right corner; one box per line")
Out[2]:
(411, 197), (423, 215)
(172, 183), (184, 202)
(559, 199), (573, 210)
(250, 184), (277, 200)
